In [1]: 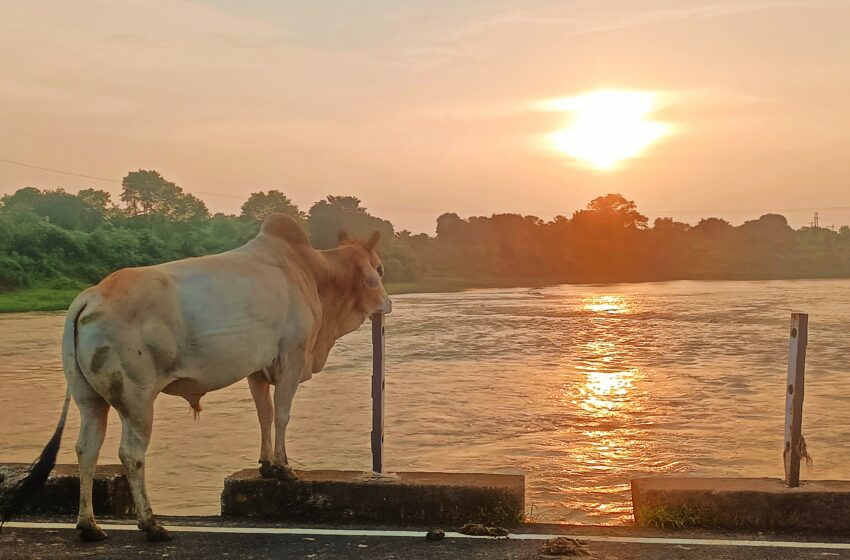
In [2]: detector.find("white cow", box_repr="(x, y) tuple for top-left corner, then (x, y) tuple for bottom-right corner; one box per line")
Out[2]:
(0, 214), (391, 541)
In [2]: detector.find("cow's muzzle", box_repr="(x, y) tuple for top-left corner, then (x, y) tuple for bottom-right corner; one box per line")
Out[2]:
(379, 296), (393, 315)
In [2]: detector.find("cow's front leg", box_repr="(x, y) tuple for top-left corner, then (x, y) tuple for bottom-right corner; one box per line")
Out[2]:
(270, 355), (304, 481)
(248, 371), (275, 478)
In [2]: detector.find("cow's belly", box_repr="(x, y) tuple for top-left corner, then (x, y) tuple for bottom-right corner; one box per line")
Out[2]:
(170, 319), (282, 391)
(169, 265), (288, 380)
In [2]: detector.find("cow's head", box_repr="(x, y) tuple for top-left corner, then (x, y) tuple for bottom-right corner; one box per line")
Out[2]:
(308, 229), (393, 374)
(336, 230), (393, 326)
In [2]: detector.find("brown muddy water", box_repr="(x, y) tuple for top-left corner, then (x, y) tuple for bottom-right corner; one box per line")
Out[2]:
(2, 279), (850, 524)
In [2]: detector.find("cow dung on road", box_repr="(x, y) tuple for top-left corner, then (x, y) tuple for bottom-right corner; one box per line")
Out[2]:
(539, 536), (591, 556)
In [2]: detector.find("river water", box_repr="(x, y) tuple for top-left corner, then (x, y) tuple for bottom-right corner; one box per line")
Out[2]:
(1, 279), (849, 524)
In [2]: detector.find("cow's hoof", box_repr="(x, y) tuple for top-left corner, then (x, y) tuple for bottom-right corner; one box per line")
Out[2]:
(270, 464), (298, 481)
(145, 525), (172, 542)
(259, 461), (275, 478)
(279, 465), (298, 481)
(77, 524), (108, 542)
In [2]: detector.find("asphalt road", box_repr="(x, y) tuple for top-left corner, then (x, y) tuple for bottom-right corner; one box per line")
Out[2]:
(3, 522), (850, 560)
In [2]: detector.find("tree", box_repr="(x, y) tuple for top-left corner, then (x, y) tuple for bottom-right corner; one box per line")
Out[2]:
(1, 187), (42, 210)
(577, 194), (649, 230)
(308, 196), (393, 249)
(240, 190), (305, 223)
(121, 170), (208, 222)
(1, 187), (103, 230)
(435, 213), (465, 242)
(77, 189), (113, 213)
(738, 214), (793, 238)
(653, 217), (690, 232)
(691, 217), (733, 240)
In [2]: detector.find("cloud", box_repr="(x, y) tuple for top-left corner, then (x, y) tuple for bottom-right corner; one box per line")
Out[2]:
(400, 0), (846, 66)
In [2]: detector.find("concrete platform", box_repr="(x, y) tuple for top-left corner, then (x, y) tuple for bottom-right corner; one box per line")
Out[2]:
(0, 463), (133, 516)
(632, 477), (850, 532)
(221, 469), (525, 526)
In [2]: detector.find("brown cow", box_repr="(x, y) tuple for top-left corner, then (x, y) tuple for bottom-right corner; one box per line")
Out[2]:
(0, 214), (391, 541)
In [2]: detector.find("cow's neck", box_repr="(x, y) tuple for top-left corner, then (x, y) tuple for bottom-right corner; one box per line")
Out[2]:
(243, 229), (365, 373)
(310, 248), (364, 372)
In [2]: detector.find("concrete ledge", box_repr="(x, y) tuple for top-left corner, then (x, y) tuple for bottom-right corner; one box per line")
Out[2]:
(0, 463), (133, 516)
(632, 477), (850, 532)
(222, 469), (525, 525)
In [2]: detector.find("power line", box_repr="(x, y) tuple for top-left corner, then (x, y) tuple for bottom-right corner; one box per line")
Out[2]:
(0, 157), (245, 200)
(0, 157), (120, 183)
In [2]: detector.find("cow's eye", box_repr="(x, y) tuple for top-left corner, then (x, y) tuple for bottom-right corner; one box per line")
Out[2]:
(376, 264), (384, 277)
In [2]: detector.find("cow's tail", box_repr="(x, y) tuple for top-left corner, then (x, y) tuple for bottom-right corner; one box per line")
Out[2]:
(0, 390), (72, 532)
(0, 300), (86, 533)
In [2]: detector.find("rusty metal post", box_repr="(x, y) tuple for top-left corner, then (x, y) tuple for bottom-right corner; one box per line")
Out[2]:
(784, 313), (808, 487)
(370, 313), (385, 473)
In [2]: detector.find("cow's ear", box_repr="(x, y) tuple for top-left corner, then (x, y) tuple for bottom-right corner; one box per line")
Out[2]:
(366, 231), (381, 250)
(337, 230), (350, 245)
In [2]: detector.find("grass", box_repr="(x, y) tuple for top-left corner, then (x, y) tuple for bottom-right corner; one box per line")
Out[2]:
(472, 502), (527, 527)
(0, 282), (87, 313)
(637, 505), (703, 529)
(524, 503), (541, 524)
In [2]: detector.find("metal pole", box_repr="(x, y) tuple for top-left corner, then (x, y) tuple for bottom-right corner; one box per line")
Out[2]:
(784, 313), (808, 487)
(370, 313), (385, 473)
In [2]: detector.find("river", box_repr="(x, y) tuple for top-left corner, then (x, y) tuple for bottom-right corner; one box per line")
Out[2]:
(1, 279), (849, 524)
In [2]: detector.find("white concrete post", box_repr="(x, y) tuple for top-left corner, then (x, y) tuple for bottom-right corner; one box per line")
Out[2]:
(784, 313), (808, 487)
(370, 313), (385, 473)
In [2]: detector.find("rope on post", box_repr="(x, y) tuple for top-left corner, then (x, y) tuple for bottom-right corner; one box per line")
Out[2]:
(370, 313), (385, 473)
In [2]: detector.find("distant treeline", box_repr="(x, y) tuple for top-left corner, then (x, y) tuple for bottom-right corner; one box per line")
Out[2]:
(2, 169), (850, 293)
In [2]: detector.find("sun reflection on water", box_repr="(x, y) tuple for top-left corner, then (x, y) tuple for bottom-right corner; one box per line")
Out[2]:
(559, 294), (653, 522)
(582, 295), (631, 314)
(577, 369), (637, 416)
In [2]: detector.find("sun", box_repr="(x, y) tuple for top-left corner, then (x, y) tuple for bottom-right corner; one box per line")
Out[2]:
(542, 90), (672, 170)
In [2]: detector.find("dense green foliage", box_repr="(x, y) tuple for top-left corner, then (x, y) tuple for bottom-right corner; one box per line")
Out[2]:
(2, 170), (850, 299)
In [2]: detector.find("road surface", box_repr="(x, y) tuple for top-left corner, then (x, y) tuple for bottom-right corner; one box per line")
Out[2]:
(2, 519), (850, 559)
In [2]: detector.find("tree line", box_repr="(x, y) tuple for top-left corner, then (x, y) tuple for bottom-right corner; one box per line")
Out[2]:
(2, 169), (850, 293)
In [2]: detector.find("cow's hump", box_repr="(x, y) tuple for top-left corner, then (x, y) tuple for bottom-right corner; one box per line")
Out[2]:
(260, 213), (310, 246)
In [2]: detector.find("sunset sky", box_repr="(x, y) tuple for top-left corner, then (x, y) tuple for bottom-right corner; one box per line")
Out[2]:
(2, 0), (849, 233)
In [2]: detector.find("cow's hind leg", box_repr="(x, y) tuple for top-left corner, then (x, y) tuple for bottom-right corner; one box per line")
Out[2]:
(116, 400), (170, 541)
(248, 372), (275, 477)
(74, 395), (109, 541)
(66, 353), (111, 542)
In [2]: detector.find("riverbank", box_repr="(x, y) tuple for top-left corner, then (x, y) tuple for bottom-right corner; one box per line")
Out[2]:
(0, 277), (551, 313)
(0, 283), (89, 313)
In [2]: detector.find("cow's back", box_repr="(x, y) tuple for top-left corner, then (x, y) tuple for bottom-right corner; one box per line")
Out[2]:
(69, 247), (313, 400)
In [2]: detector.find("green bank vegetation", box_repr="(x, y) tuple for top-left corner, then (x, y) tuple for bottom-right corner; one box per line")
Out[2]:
(636, 505), (704, 529)
(3, 169), (850, 312)
(0, 281), (89, 313)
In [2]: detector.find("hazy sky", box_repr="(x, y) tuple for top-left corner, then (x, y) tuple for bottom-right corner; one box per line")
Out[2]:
(2, 0), (849, 233)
